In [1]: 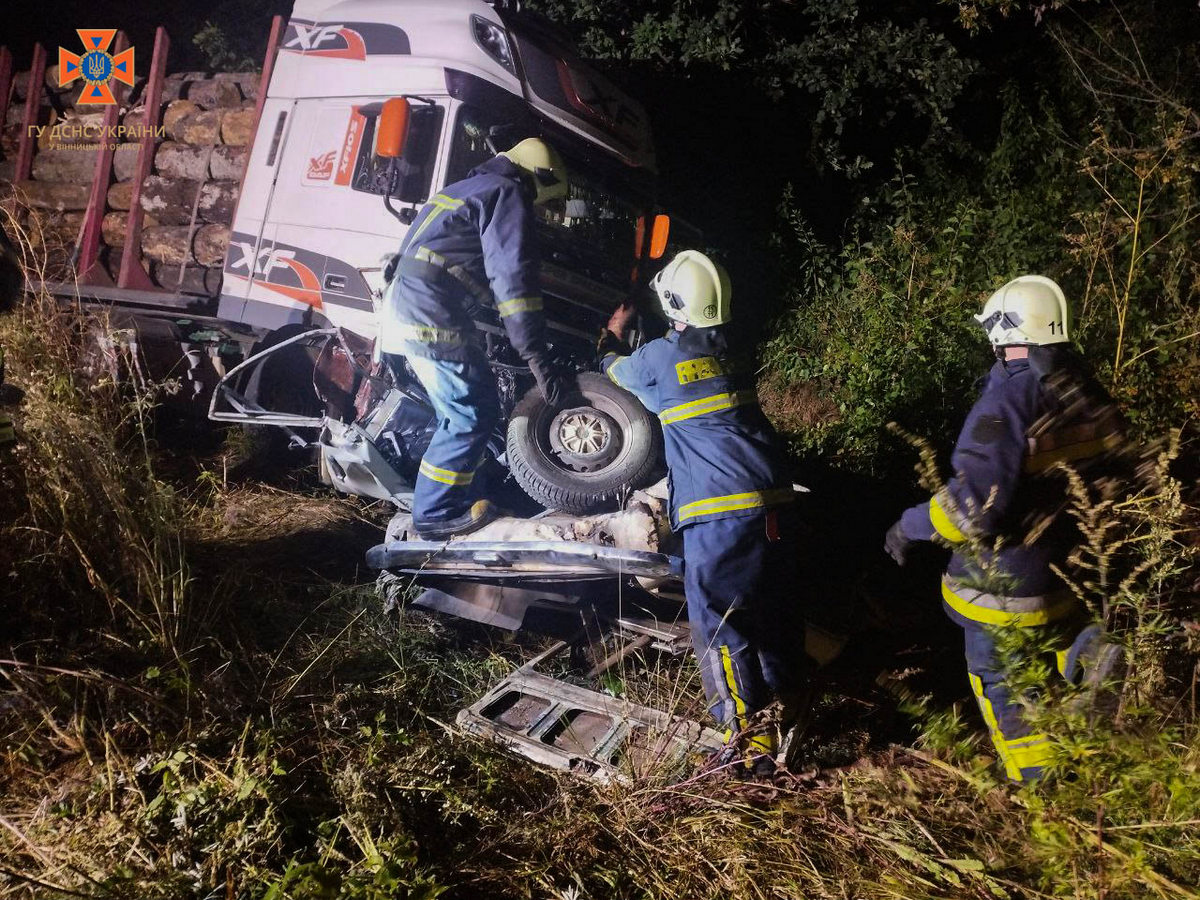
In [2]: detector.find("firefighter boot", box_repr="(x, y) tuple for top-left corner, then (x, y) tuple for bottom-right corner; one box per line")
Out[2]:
(415, 500), (504, 541)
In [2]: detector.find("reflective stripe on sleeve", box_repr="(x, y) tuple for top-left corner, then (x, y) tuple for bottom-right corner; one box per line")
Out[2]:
(496, 296), (543, 317)
(393, 322), (465, 345)
(677, 487), (794, 523)
(929, 491), (969, 544)
(941, 576), (1078, 628)
(605, 355), (630, 387)
(658, 390), (758, 425)
(418, 459), (475, 486)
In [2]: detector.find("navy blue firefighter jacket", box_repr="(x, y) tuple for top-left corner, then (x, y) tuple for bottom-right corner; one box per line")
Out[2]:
(898, 353), (1122, 599)
(380, 156), (548, 362)
(601, 326), (794, 531)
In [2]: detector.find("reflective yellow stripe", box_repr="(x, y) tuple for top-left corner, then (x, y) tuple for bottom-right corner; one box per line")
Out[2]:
(605, 355), (629, 387)
(719, 645), (748, 728)
(677, 488), (794, 523)
(941, 580), (1078, 628)
(418, 459), (474, 486)
(411, 194), (465, 239)
(1024, 434), (1123, 474)
(496, 296), (543, 317)
(413, 246), (448, 267)
(1055, 648), (1070, 679)
(659, 390), (757, 425)
(968, 673), (1021, 781)
(394, 322), (464, 345)
(1005, 733), (1054, 774)
(929, 494), (967, 544)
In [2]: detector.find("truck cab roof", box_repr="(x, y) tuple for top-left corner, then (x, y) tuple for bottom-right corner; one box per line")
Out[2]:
(277, 0), (654, 169)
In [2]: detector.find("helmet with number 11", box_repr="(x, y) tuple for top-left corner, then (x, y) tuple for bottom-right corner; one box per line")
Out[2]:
(975, 275), (1070, 347)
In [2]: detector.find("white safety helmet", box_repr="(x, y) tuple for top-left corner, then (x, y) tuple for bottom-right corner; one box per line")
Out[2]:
(976, 275), (1070, 347)
(500, 137), (568, 206)
(651, 250), (732, 327)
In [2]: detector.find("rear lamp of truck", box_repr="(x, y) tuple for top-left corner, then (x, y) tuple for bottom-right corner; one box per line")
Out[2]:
(472, 15), (516, 76)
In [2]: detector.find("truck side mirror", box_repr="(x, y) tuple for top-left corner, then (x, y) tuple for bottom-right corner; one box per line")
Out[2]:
(376, 98), (411, 159)
(649, 214), (670, 260)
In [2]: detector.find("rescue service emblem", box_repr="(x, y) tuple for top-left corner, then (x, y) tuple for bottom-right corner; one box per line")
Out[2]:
(58, 30), (135, 105)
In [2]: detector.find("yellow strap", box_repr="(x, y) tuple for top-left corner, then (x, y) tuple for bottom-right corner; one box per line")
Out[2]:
(496, 295), (543, 317)
(1024, 434), (1123, 474)
(393, 322), (464, 345)
(659, 390), (757, 425)
(929, 493), (968, 544)
(677, 488), (794, 523)
(418, 459), (474, 486)
(941, 579), (1078, 628)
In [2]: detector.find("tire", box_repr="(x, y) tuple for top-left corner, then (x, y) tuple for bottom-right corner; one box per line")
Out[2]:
(506, 372), (663, 515)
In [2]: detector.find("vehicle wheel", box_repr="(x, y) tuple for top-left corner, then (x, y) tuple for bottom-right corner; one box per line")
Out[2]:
(506, 372), (663, 515)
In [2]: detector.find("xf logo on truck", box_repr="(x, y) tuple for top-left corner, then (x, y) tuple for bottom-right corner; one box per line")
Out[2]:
(223, 233), (375, 313)
(306, 150), (337, 181)
(226, 240), (324, 309)
(282, 18), (411, 61)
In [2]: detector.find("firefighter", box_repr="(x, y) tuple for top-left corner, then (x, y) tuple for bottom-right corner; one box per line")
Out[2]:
(884, 275), (1126, 783)
(600, 250), (803, 772)
(380, 137), (572, 539)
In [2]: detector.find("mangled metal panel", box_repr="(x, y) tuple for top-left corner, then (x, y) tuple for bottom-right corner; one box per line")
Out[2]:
(457, 621), (723, 783)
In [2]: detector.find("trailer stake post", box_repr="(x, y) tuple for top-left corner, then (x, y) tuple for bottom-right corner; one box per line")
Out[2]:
(14, 43), (46, 183)
(118, 26), (169, 292)
(78, 32), (132, 285)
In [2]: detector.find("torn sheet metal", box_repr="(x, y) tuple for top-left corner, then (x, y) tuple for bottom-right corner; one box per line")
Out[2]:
(457, 625), (724, 782)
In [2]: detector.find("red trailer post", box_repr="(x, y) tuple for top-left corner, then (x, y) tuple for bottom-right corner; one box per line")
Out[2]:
(14, 43), (47, 183)
(78, 32), (132, 285)
(117, 26), (169, 291)
(0, 48), (14, 137)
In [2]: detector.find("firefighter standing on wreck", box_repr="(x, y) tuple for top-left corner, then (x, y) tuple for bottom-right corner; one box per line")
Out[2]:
(380, 137), (573, 540)
(884, 275), (1127, 783)
(599, 250), (806, 774)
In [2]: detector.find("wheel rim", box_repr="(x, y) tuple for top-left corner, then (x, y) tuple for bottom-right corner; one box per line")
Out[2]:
(537, 394), (629, 476)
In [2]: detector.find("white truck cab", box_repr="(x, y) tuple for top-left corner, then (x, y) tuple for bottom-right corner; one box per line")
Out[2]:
(208, 0), (673, 515)
(221, 0), (659, 356)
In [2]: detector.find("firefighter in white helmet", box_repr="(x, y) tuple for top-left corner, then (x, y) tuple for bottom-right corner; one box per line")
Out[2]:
(600, 250), (811, 775)
(885, 275), (1127, 782)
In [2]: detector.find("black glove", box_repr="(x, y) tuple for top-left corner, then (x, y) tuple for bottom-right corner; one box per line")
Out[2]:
(884, 520), (915, 566)
(528, 355), (575, 408)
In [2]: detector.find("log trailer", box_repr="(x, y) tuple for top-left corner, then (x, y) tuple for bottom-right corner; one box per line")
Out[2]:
(9, 0), (682, 516)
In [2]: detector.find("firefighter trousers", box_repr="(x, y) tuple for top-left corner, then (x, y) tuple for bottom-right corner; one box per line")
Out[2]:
(944, 582), (1091, 782)
(392, 348), (500, 528)
(682, 510), (806, 752)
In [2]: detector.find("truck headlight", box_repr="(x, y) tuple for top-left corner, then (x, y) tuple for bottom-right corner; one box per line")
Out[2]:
(471, 15), (516, 76)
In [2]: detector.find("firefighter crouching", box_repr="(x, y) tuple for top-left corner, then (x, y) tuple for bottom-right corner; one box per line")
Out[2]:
(884, 275), (1128, 782)
(600, 250), (812, 774)
(379, 137), (573, 539)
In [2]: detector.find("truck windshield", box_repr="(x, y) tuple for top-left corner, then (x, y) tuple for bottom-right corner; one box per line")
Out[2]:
(446, 105), (644, 291)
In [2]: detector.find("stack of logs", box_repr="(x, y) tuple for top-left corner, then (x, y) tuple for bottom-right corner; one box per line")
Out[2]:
(0, 67), (258, 294)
